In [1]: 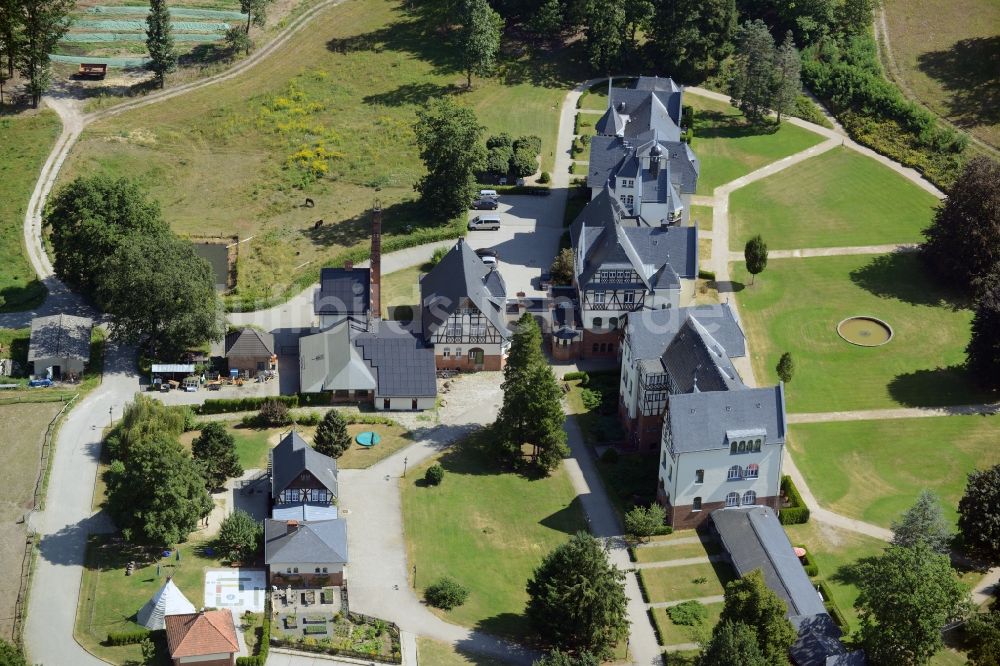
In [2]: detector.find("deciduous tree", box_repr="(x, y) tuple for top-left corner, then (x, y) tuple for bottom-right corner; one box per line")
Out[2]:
(855, 543), (969, 664)
(959, 463), (1000, 563)
(0, 638), (28, 666)
(217, 509), (263, 563)
(495, 314), (568, 472)
(414, 97), (486, 219)
(772, 31), (801, 123)
(238, 0), (270, 53)
(891, 489), (953, 554)
(146, 0), (176, 88)
(921, 157), (1000, 295)
(775, 352), (794, 383)
(744, 234), (768, 285)
(650, 0), (736, 83)
(967, 607), (1000, 666)
(728, 19), (776, 122)
(624, 504), (666, 542)
(0, 0), (20, 90)
(582, 0), (624, 72)
(14, 0), (74, 107)
(485, 133), (514, 176)
(459, 0), (503, 89)
(526, 532), (628, 656)
(718, 569), (796, 664)
(835, 0), (876, 36)
(550, 248), (574, 286)
(191, 422), (243, 490)
(622, 0), (653, 52)
(699, 621), (766, 666)
(533, 651), (599, 666)
(314, 409), (351, 459)
(966, 274), (1000, 390)
(106, 432), (213, 545)
(528, 0), (562, 37)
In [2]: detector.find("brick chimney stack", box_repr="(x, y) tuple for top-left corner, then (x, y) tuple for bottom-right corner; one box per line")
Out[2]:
(370, 202), (382, 319)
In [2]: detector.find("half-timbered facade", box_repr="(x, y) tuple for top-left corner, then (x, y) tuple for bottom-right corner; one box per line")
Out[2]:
(420, 239), (511, 371)
(569, 188), (698, 358)
(270, 431), (338, 507)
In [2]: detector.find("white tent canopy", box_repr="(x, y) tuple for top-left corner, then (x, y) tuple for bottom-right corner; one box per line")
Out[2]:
(136, 577), (196, 630)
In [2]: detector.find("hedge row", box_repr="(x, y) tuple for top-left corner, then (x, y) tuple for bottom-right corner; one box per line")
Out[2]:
(648, 608), (664, 645)
(235, 599), (271, 665)
(197, 393), (332, 415)
(476, 183), (551, 195)
(797, 544), (820, 577)
(816, 579), (849, 629)
(636, 571), (651, 603)
(106, 628), (152, 645)
(697, 269), (716, 281)
(779, 475), (810, 525)
(563, 371), (590, 384)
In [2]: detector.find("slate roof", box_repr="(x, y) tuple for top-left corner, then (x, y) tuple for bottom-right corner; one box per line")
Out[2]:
(595, 77), (683, 141)
(354, 321), (437, 398)
(420, 239), (510, 341)
(711, 506), (864, 666)
(27, 314), (92, 362)
(272, 502), (339, 522)
(264, 518), (348, 565)
(661, 317), (744, 393)
(165, 610), (239, 659)
(270, 431), (338, 500)
(587, 134), (699, 195)
(667, 384), (786, 454)
(224, 328), (274, 358)
(627, 303), (746, 361)
(299, 322), (377, 394)
(315, 267), (370, 316)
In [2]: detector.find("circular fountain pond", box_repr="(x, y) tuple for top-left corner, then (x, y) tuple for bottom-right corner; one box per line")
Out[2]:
(837, 316), (893, 347)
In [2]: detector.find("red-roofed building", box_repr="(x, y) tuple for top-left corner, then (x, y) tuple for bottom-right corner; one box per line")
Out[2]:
(164, 609), (240, 666)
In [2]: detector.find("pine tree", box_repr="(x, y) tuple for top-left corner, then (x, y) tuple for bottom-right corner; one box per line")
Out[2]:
(526, 532), (629, 656)
(772, 31), (801, 123)
(314, 409), (351, 459)
(891, 489), (953, 554)
(191, 422), (243, 490)
(959, 464), (1000, 563)
(146, 0), (176, 89)
(459, 0), (503, 89)
(776, 352), (794, 383)
(727, 19), (776, 122)
(744, 234), (768, 285)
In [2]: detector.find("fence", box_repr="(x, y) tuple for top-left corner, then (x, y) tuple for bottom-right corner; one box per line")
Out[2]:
(11, 393), (79, 644)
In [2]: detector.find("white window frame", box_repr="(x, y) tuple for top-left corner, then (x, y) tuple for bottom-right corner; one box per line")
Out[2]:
(727, 465), (742, 481)
(725, 492), (740, 508)
(745, 464), (759, 479)
(742, 490), (757, 506)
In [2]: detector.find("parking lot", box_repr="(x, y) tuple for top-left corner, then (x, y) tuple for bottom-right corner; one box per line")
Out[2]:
(465, 193), (565, 298)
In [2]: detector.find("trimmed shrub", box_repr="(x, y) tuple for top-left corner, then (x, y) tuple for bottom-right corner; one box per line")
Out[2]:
(779, 475), (811, 525)
(197, 395), (300, 415)
(697, 269), (716, 281)
(580, 387), (603, 411)
(538, 171), (551, 184)
(424, 464), (444, 486)
(797, 545), (820, 577)
(259, 399), (290, 426)
(636, 571), (651, 602)
(667, 600), (708, 626)
(424, 577), (469, 610)
(106, 629), (152, 646)
(563, 370), (589, 384)
(648, 607), (664, 644)
(815, 579), (848, 628)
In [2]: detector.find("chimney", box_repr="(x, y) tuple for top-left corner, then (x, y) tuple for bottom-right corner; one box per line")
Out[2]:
(286, 520), (299, 534)
(344, 260), (353, 271)
(370, 202), (382, 320)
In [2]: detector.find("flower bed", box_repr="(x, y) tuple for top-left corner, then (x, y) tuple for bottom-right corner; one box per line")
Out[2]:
(271, 611), (401, 664)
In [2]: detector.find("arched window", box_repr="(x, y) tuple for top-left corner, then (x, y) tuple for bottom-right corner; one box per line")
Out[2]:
(593, 317), (603, 329)
(754, 439), (762, 452)
(727, 465), (742, 481)
(742, 490), (757, 505)
(609, 317), (619, 329)
(738, 441), (746, 452)
(592, 343), (599, 353)
(725, 492), (740, 507)
(745, 463), (759, 479)
(730, 441), (738, 454)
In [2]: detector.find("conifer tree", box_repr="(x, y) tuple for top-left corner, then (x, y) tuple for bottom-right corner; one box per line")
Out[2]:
(146, 0), (177, 89)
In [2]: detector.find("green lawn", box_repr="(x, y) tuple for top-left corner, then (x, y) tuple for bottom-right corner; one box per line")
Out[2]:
(76, 536), (223, 664)
(0, 112), (59, 312)
(381, 263), (427, 320)
(401, 431), (586, 638)
(690, 204), (712, 231)
(638, 561), (736, 603)
(686, 92), (825, 195)
(730, 147), (940, 251)
(416, 638), (511, 665)
(651, 602), (722, 647)
(635, 539), (722, 564)
(730, 254), (986, 412)
(789, 415), (1000, 528)
(62, 0), (581, 305)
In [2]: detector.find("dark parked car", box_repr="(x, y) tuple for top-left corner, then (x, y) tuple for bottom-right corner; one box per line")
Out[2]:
(471, 198), (499, 210)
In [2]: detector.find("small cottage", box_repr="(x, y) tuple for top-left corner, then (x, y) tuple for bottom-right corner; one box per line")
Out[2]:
(164, 609), (240, 666)
(224, 328), (276, 376)
(27, 314), (93, 379)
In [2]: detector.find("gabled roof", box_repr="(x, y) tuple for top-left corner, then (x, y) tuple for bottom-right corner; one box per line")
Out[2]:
(164, 610), (239, 658)
(270, 431), (338, 500)
(627, 303), (746, 361)
(28, 314), (93, 362)
(668, 384), (786, 454)
(595, 77), (683, 142)
(353, 321), (437, 398)
(662, 317), (744, 393)
(299, 322), (377, 394)
(420, 239), (510, 341)
(315, 267), (370, 316)
(224, 327), (274, 358)
(587, 134), (699, 195)
(264, 518), (348, 565)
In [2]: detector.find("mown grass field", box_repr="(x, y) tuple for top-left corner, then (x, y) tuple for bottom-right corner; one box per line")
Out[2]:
(730, 147), (940, 251)
(61, 0), (580, 305)
(416, 638), (510, 665)
(686, 92), (824, 195)
(689, 204), (712, 231)
(0, 112), (59, 312)
(638, 561), (736, 603)
(883, 0), (1000, 149)
(634, 538), (721, 564)
(401, 431), (586, 638)
(788, 415), (1000, 528)
(651, 602), (722, 647)
(730, 254), (984, 412)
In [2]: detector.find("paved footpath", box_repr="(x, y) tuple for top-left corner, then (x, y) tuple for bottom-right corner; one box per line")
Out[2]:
(728, 243), (917, 261)
(788, 403), (998, 424)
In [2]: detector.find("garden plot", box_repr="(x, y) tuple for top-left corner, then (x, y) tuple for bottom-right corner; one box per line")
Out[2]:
(204, 568), (267, 612)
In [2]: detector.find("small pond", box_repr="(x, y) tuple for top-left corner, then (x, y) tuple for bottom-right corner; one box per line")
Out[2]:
(837, 316), (893, 347)
(192, 242), (230, 292)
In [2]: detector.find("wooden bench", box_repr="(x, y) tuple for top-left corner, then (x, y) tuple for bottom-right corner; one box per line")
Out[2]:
(78, 63), (107, 79)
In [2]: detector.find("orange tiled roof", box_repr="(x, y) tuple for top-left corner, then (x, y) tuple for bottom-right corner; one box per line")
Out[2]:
(164, 610), (239, 658)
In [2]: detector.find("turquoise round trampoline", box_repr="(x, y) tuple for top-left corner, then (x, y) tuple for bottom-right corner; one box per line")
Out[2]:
(356, 431), (381, 447)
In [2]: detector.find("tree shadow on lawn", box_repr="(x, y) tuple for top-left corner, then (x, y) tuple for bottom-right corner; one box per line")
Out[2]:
(695, 110), (780, 139)
(472, 612), (533, 647)
(887, 365), (996, 408)
(848, 252), (968, 310)
(538, 496), (586, 536)
(0, 280), (47, 313)
(363, 81), (463, 107)
(302, 199), (446, 249)
(917, 36), (1000, 129)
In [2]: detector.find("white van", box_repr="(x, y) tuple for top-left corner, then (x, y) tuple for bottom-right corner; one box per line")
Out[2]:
(468, 213), (501, 231)
(479, 189), (499, 201)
